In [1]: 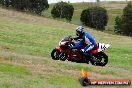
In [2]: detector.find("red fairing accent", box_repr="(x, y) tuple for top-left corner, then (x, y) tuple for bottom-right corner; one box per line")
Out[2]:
(90, 47), (99, 54)
(55, 47), (62, 52)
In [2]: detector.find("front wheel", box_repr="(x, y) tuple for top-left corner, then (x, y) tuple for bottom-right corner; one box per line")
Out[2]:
(51, 49), (60, 60)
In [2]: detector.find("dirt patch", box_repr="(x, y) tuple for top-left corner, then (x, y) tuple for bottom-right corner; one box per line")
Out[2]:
(0, 55), (124, 80)
(0, 50), (131, 84)
(0, 46), (10, 50)
(0, 56), (5, 61)
(1, 60), (119, 80)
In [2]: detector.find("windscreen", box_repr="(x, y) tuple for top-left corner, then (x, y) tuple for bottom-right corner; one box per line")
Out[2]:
(61, 35), (72, 42)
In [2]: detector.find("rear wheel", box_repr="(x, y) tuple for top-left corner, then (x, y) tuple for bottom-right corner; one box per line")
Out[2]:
(51, 49), (60, 60)
(90, 52), (108, 66)
(97, 52), (108, 66)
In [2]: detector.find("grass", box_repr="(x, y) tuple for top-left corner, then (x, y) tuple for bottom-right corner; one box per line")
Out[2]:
(1, 16), (131, 69)
(0, 17), (71, 57)
(0, 72), (54, 88)
(0, 63), (31, 75)
(0, 5), (132, 88)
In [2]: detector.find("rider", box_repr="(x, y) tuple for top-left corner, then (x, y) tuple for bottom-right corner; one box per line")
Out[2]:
(72, 26), (97, 57)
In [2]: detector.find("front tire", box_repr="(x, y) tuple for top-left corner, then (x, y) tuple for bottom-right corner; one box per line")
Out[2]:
(51, 49), (60, 60)
(59, 52), (68, 61)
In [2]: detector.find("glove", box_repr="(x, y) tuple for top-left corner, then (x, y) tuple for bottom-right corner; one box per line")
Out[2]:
(78, 50), (83, 55)
(68, 44), (72, 49)
(70, 37), (73, 41)
(72, 49), (78, 52)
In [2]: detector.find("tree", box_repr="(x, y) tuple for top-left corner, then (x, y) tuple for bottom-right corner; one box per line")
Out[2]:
(114, 2), (132, 36)
(28, 0), (49, 15)
(1, 0), (49, 15)
(121, 2), (132, 36)
(0, 0), (3, 5)
(97, 0), (100, 3)
(10, 0), (25, 10)
(0, 0), (10, 7)
(80, 7), (108, 30)
(51, 1), (74, 21)
(114, 16), (122, 34)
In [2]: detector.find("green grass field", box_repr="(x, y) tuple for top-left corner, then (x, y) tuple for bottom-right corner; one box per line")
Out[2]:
(0, 3), (132, 88)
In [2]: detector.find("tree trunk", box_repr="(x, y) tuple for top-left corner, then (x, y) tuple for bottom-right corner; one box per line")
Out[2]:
(97, 0), (100, 3)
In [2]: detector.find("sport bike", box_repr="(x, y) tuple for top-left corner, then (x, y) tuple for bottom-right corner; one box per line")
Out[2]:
(51, 35), (110, 66)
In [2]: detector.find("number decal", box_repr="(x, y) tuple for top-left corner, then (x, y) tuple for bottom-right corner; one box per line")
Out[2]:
(98, 43), (110, 52)
(101, 45), (106, 50)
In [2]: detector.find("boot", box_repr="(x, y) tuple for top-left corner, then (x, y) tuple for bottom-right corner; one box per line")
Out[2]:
(84, 54), (90, 64)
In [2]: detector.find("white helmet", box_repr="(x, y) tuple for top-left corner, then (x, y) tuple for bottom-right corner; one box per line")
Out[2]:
(76, 26), (85, 37)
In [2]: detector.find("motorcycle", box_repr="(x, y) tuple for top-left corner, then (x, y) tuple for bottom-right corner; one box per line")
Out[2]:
(51, 35), (110, 66)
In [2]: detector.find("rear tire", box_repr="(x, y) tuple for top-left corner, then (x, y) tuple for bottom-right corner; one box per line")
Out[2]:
(97, 52), (108, 66)
(51, 49), (60, 60)
(99, 52), (108, 66)
(90, 52), (108, 66)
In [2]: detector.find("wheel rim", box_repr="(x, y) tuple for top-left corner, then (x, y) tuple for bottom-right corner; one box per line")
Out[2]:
(91, 52), (108, 66)
(97, 53), (108, 66)
(59, 53), (67, 61)
(51, 49), (60, 60)
(54, 51), (60, 59)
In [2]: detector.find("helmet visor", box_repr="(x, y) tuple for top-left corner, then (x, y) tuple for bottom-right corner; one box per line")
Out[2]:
(76, 31), (80, 36)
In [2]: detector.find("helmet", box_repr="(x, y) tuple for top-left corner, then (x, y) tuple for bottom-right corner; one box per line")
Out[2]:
(76, 26), (84, 37)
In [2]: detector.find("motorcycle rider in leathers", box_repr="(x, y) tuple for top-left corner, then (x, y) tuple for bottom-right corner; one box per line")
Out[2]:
(72, 26), (97, 60)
